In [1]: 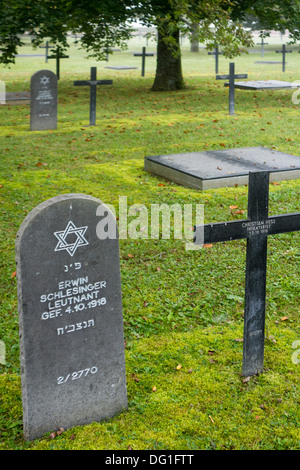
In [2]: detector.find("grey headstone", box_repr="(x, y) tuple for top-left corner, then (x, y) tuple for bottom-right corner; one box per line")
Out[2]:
(16, 194), (127, 440)
(144, 147), (300, 190)
(30, 70), (57, 131)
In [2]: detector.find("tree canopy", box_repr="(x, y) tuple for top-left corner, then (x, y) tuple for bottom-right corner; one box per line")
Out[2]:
(0, 0), (299, 90)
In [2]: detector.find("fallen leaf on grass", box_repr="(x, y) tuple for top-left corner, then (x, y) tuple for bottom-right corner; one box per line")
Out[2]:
(234, 210), (245, 215)
(280, 316), (288, 321)
(176, 364), (182, 370)
(36, 162), (48, 167)
(242, 376), (251, 383)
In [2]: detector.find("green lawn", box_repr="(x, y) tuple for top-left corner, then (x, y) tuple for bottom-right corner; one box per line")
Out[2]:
(0, 36), (299, 450)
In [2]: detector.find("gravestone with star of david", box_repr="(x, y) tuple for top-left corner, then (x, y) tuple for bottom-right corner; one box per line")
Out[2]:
(30, 69), (57, 131)
(15, 194), (127, 440)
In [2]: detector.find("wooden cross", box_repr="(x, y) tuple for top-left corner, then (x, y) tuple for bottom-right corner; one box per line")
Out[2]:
(47, 46), (69, 79)
(216, 62), (248, 115)
(73, 67), (113, 126)
(194, 171), (300, 377)
(39, 41), (54, 63)
(134, 47), (154, 76)
(257, 38), (268, 57)
(208, 45), (223, 73)
(276, 44), (292, 72)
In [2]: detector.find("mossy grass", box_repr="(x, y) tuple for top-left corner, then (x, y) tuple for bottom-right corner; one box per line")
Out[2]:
(0, 37), (299, 450)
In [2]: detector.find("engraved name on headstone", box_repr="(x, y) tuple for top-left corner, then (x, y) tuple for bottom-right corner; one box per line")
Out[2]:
(16, 194), (127, 440)
(30, 69), (57, 131)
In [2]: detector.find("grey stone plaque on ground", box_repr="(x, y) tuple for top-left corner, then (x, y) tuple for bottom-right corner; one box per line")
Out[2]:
(144, 147), (300, 190)
(224, 80), (300, 90)
(16, 194), (127, 440)
(104, 66), (138, 70)
(4, 92), (30, 105)
(255, 61), (282, 64)
(30, 69), (57, 131)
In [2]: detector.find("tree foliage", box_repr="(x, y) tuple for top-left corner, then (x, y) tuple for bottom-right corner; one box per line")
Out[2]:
(0, 0), (299, 90)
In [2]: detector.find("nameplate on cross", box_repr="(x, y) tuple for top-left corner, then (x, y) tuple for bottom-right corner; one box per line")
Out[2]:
(194, 171), (300, 377)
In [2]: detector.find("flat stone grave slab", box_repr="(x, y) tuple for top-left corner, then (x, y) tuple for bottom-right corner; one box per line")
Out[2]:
(255, 61), (282, 64)
(104, 66), (137, 70)
(144, 146), (300, 190)
(4, 91), (30, 105)
(224, 80), (300, 90)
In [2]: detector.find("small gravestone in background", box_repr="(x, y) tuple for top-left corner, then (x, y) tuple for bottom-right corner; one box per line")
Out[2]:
(47, 46), (69, 80)
(257, 37), (268, 57)
(216, 63), (248, 115)
(276, 44), (292, 72)
(133, 47), (154, 76)
(39, 41), (54, 63)
(208, 45), (223, 74)
(16, 194), (127, 440)
(30, 69), (57, 131)
(73, 67), (113, 126)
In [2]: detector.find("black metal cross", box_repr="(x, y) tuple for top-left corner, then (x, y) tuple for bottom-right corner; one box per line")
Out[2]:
(257, 38), (268, 57)
(194, 171), (300, 377)
(39, 41), (54, 63)
(216, 62), (248, 115)
(47, 46), (69, 79)
(133, 47), (154, 76)
(276, 44), (292, 72)
(73, 67), (113, 126)
(208, 45), (223, 74)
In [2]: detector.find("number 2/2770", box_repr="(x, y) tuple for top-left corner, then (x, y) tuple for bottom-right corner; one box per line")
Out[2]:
(57, 366), (98, 385)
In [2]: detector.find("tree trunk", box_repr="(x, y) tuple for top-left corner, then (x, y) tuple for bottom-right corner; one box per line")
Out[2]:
(151, 24), (185, 92)
(190, 23), (199, 52)
(190, 40), (199, 52)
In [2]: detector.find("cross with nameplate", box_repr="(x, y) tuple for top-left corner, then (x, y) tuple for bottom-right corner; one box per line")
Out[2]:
(73, 67), (113, 126)
(194, 171), (300, 377)
(276, 44), (292, 72)
(257, 38), (268, 57)
(47, 46), (69, 80)
(134, 47), (154, 76)
(208, 45), (223, 74)
(216, 62), (248, 115)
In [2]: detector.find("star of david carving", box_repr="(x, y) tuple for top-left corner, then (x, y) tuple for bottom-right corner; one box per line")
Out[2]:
(54, 221), (88, 257)
(40, 76), (50, 86)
